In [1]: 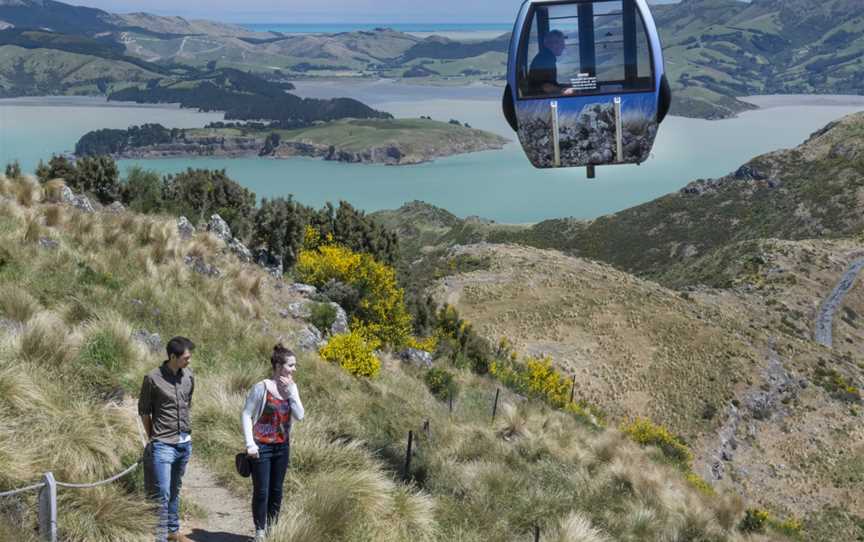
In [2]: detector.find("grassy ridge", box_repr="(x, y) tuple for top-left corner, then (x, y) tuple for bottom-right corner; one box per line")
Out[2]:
(0, 174), (778, 541)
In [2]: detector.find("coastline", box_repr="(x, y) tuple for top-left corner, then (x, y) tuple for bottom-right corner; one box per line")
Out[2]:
(741, 95), (864, 109)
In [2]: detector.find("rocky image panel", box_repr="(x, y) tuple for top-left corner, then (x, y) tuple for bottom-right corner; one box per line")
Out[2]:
(515, 94), (658, 168)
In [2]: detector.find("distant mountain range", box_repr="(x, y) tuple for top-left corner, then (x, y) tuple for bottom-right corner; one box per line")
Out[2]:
(1, 0), (863, 119)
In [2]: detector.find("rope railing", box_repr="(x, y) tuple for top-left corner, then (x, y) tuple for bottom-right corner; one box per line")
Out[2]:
(0, 413), (149, 542)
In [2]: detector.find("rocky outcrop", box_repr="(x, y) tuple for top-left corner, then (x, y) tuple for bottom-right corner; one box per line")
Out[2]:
(207, 214), (252, 263)
(185, 255), (221, 277)
(132, 329), (162, 355)
(398, 348), (434, 368)
(177, 216), (195, 240)
(70, 194), (95, 213)
(283, 299), (348, 335)
(296, 324), (325, 351)
(255, 249), (283, 278)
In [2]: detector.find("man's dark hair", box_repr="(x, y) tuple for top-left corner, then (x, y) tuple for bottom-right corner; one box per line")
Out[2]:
(547, 29), (565, 40)
(167, 336), (195, 359)
(271, 343), (295, 370)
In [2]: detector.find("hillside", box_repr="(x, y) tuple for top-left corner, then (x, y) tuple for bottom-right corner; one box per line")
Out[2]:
(74, 119), (509, 165)
(427, 240), (864, 540)
(0, 173), (790, 541)
(4, 0), (864, 118)
(0, 43), (162, 96)
(390, 111), (864, 280)
(655, 0), (864, 118)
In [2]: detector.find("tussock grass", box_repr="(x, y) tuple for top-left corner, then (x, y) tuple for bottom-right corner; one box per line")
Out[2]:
(43, 204), (65, 227)
(20, 311), (78, 367)
(73, 313), (148, 395)
(42, 179), (68, 204)
(22, 213), (43, 244)
(548, 512), (610, 542)
(0, 195), (791, 541)
(0, 284), (41, 322)
(14, 177), (40, 208)
(56, 486), (156, 542)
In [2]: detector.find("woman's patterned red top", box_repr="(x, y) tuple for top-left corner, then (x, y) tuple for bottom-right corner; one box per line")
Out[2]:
(252, 390), (292, 445)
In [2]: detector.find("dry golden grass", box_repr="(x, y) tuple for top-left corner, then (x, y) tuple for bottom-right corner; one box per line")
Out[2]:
(0, 284), (41, 322)
(42, 179), (67, 204)
(14, 177), (40, 208)
(43, 204), (65, 227)
(0, 194), (798, 541)
(22, 213), (43, 244)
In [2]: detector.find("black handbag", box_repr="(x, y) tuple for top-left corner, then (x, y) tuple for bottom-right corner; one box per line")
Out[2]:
(235, 452), (252, 478)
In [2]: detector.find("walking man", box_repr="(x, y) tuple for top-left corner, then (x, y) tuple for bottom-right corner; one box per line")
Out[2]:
(139, 336), (196, 542)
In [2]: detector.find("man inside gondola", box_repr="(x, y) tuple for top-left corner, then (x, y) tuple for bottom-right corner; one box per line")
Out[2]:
(528, 30), (577, 97)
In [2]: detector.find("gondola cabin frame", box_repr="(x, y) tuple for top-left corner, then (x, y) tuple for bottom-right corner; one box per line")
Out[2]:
(503, 0), (671, 175)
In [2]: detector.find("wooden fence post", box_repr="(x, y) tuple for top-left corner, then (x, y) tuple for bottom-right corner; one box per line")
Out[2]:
(403, 430), (414, 481)
(534, 524), (540, 542)
(569, 375), (577, 404)
(491, 388), (500, 422)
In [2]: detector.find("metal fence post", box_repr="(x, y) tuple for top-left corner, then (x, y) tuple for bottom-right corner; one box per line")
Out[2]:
(38, 472), (57, 542)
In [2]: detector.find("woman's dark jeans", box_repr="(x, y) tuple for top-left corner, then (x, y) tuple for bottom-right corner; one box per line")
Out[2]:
(250, 443), (289, 530)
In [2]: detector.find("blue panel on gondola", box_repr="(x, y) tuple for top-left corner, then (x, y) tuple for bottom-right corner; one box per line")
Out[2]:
(502, 0), (671, 173)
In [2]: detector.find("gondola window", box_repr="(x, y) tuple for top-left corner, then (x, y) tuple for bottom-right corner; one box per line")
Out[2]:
(517, 0), (654, 99)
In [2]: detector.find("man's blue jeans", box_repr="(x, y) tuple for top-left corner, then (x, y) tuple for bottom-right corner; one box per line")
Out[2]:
(149, 440), (191, 540)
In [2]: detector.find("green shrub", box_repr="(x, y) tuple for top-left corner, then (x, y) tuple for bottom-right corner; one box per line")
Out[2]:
(739, 508), (769, 533)
(621, 418), (693, 468)
(309, 302), (338, 335)
(423, 367), (458, 401)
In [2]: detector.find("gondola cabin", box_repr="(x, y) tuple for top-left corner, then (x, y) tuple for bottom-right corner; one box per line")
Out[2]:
(502, 0), (671, 177)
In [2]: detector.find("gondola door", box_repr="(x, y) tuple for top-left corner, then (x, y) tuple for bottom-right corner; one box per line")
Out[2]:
(503, 0), (670, 174)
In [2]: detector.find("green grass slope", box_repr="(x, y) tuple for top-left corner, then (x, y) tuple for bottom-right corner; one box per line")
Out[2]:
(0, 175), (777, 541)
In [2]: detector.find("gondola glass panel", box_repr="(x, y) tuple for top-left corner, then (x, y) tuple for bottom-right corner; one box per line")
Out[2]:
(508, 0), (663, 170)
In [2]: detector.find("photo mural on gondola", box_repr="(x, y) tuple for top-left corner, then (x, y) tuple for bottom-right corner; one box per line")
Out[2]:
(502, 0), (671, 173)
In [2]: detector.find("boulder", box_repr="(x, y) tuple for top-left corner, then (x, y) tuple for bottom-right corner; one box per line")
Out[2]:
(0, 319), (24, 336)
(177, 216), (195, 240)
(207, 214), (232, 242)
(38, 237), (59, 250)
(288, 283), (317, 296)
(71, 194), (95, 213)
(330, 303), (349, 334)
(132, 330), (162, 355)
(106, 201), (125, 214)
(284, 299), (349, 336)
(227, 237), (253, 263)
(60, 185), (75, 203)
(255, 249), (283, 278)
(398, 348), (434, 369)
(297, 324), (324, 351)
(184, 255), (221, 277)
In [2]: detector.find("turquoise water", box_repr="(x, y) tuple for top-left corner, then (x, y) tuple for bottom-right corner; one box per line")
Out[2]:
(1, 89), (862, 223)
(242, 23), (511, 35)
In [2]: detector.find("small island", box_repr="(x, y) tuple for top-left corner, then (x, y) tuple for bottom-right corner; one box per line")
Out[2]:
(74, 119), (509, 165)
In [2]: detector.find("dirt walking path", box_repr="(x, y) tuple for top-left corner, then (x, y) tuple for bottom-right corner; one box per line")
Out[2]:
(814, 256), (864, 347)
(182, 457), (252, 542)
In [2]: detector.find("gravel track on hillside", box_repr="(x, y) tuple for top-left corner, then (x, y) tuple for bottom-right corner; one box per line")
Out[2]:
(814, 256), (864, 347)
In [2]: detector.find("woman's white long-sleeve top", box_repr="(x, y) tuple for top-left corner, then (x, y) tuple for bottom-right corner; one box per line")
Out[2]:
(241, 380), (304, 455)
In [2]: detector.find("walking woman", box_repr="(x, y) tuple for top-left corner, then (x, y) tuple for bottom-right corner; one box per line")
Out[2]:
(241, 344), (305, 541)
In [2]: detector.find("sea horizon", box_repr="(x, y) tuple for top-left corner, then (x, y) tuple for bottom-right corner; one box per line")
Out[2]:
(241, 22), (512, 35)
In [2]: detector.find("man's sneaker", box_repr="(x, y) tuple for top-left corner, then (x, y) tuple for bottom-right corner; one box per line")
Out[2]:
(254, 529), (267, 542)
(167, 533), (191, 542)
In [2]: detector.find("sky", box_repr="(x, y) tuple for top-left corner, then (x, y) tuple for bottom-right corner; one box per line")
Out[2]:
(68, 0), (528, 23)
